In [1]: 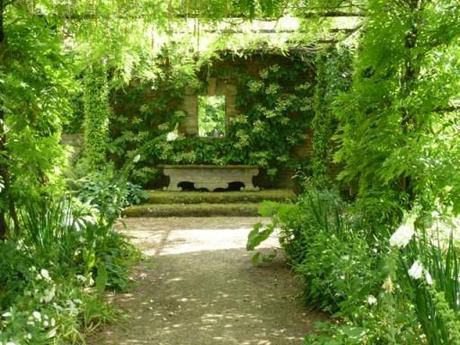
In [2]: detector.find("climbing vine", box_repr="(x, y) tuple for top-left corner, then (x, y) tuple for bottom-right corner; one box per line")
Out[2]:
(230, 57), (315, 178)
(82, 64), (111, 170)
(107, 47), (197, 184)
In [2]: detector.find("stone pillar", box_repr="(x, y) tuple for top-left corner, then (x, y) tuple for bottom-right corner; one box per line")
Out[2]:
(179, 87), (198, 136)
(224, 83), (237, 131)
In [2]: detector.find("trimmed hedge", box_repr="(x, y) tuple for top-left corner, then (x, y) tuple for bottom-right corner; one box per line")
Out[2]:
(144, 189), (295, 205)
(123, 203), (261, 217)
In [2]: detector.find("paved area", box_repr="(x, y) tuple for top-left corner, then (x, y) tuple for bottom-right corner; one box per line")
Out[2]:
(89, 217), (325, 345)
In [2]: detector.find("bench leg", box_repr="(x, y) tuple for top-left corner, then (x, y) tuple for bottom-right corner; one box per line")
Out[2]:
(241, 179), (259, 191)
(166, 178), (183, 191)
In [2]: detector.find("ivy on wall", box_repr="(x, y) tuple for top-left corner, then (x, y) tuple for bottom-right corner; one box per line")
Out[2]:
(107, 60), (192, 184)
(230, 59), (315, 178)
(84, 48), (355, 188)
(124, 53), (318, 186)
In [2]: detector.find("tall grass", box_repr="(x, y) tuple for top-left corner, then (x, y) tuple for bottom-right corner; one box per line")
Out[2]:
(399, 226), (460, 344)
(1, 197), (138, 343)
(18, 198), (76, 258)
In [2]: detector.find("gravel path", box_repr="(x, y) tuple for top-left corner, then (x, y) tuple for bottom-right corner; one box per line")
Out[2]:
(89, 217), (325, 345)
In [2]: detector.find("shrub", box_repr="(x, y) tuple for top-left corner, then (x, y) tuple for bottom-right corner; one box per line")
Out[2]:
(248, 188), (426, 344)
(74, 167), (147, 224)
(0, 197), (139, 344)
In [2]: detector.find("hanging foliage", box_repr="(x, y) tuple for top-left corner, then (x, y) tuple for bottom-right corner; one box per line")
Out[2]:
(334, 0), (460, 209)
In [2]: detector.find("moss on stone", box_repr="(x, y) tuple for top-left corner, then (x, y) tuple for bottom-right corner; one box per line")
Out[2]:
(144, 189), (295, 205)
(123, 203), (261, 217)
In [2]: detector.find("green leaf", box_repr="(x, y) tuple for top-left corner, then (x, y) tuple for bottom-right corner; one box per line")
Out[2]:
(96, 262), (108, 294)
(251, 252), (262, 264)
(246, 222), (275, 251)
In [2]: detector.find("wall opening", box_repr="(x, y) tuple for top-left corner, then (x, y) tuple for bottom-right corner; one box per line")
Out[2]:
(198, 95), (226, 137)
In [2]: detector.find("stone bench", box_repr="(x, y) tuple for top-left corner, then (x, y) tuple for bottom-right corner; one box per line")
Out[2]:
(160, 165), (259, 192)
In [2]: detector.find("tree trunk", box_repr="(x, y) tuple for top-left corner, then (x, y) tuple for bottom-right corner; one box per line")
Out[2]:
(400, 0), (423, 202)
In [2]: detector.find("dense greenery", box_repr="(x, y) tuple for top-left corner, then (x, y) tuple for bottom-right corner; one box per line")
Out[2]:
(247, 1), (460, 344)
(82, 64), (111, 171)
(0, 198), (139, 344)
(198, 96), (226, 137)
(249, 190), (419, 344)
(109, 53), (316, 185)
(311, 46), (352, 187)
(249, 185), (460, 344)
(0, 1), (157, 343)
(335, 0), (460, 206)
(2, 0), (460, 343)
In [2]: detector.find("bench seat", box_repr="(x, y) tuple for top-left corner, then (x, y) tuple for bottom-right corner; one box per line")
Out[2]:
(160, 165), (259, 192)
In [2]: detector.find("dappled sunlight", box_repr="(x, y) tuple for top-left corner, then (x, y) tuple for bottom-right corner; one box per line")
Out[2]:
(156, 228), (278, 256)
(117, 218), (278, 256)
(89, 218), (326, 345)
(5, 0), (459, 342)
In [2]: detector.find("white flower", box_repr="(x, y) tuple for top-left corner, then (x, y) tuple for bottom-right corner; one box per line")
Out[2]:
(76, 274), (86, 282)
(408, 260), (434, 285)
(367, 295), (377, 305)
(40, 269), (51, 281)
(431, 210), (440, 218)
(166, 132), (178, 142)
(390, 222), (415, 248)
(133, 154), (141, 163)
(2, 311), (12, 318)
(32, 311), (42, 321)
(41, 287), (55, 303)
(408, 260), (424, 279)
(425, 271), (433, 285)
(67, 300), (78, 315)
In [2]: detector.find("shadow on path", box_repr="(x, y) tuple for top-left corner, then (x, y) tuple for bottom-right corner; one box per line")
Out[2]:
(89, 217), (326, 345)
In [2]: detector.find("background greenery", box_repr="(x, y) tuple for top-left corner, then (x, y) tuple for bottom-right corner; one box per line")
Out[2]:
(2, 0), (460, 344)
(247, 1), (460, 344)
(198, 95), (226, 137)
(106, 52), (317, 186)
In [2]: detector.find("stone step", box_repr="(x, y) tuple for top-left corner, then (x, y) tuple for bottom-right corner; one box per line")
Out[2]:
(143, 189), (295, 205)
(123, 203), (262, 217)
